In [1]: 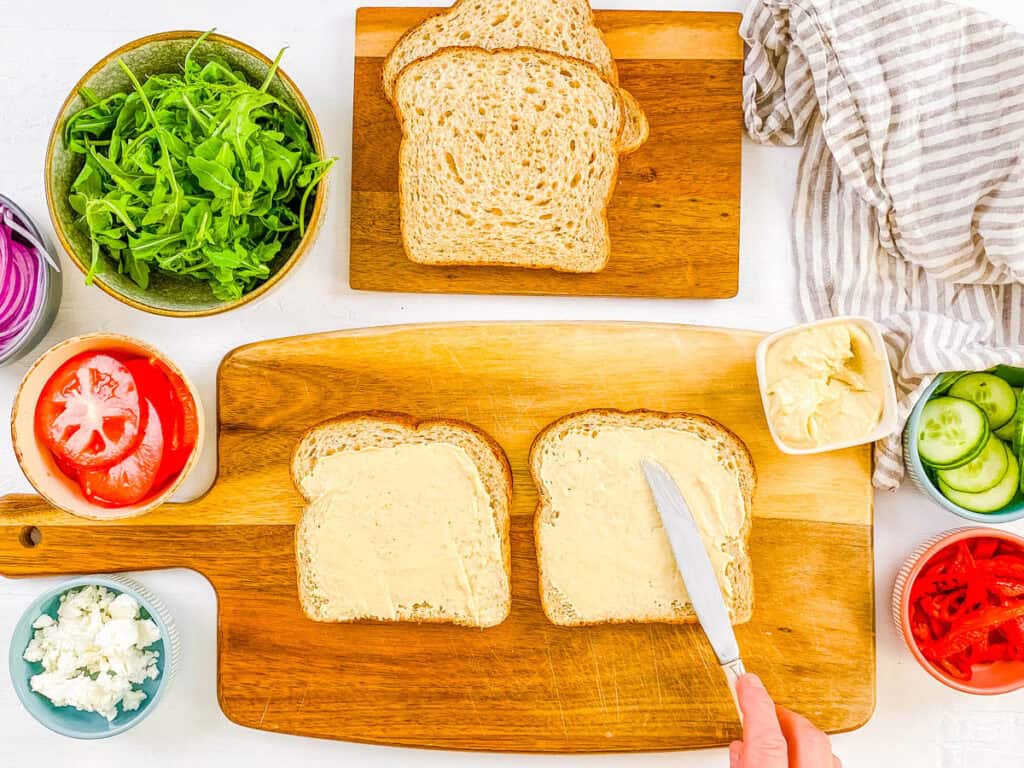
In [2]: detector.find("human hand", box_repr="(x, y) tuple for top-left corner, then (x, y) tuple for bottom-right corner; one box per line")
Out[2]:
(729, 673), (841, 768)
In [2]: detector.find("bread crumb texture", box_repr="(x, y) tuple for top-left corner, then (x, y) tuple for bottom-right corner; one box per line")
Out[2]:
(394, 48), (622, 272)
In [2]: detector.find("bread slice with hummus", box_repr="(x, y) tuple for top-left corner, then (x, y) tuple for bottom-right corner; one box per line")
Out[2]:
(292, 412), (512, 628)
(530, 409), (755, 627)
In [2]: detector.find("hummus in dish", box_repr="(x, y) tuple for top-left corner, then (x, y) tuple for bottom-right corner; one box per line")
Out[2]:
(764, 321), (886, 450)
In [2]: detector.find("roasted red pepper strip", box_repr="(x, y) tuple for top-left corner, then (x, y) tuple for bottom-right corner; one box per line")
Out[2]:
(1001, 616), (1024, 659)
(992, 579), (1024, 599)
(977, 556), (1024, 580)
(910, 539), (1024, 679)
(917, 594), (945, 620)
(933, 589), (968, 623)
(936, 654), (972, 681)
(911, 617), (933, 644)
(925, 627), (990, 660)
(912, 562), (967, 597)
(927, 615), (948, 640)
(986, 642), (1010, 661)
(923, 603), (1024, 660)
(971, 538), (999, 560)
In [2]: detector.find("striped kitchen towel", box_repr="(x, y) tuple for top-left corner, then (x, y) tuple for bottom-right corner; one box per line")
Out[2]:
(741, 0), (1024, 490)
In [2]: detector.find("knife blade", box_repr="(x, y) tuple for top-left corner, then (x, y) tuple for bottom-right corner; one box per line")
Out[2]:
(640, 458), (747, 720)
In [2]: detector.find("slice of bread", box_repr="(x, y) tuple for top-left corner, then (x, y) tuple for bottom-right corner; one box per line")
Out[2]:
(393, 47), (622, 272)
(617, 88), (650, 154)
(382, 0), (619, 100)
(292, 411), (512, 628)
(382, 0), (648, 155)
(530, 409), (755, 627)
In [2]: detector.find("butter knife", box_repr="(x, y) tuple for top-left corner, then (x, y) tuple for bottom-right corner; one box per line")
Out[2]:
(640, 459), (747, 721)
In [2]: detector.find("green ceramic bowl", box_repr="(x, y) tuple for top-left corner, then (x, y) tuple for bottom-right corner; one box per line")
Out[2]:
(9, 575), (179, 739)
(44, 31), (328, 317)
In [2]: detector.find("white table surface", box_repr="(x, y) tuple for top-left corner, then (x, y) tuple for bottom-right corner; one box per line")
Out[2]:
(2, 0), (1023, 765)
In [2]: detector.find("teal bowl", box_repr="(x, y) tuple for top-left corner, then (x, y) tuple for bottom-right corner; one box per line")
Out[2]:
(904, 374), (1024, 524)
(8, 575), (179, 739)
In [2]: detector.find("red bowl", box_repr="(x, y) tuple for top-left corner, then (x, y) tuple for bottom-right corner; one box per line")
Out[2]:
(893, 527), (1024, 694)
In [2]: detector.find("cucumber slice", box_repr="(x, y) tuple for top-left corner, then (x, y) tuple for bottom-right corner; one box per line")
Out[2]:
(937, 435), (1009, 493)
(918, 397), (991, 468)
(996, 388), (1022, 441)
(949, 373), (1018, 429)
(1014, 391), (1024, 457)
(995, 420), (1017, 441)
(939, 446), (1020, 513)
(933, 371), (969, 396)
(1020, 442), (1024, 496)
(993, 365), (1024, 387)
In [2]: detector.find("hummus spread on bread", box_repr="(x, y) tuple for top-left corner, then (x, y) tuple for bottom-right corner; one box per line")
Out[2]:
(536, 426), (745, 618)
(298, 443), (503, 624)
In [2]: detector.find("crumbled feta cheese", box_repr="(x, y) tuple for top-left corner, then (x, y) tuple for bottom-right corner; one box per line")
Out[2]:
(23, 585), (161, 721)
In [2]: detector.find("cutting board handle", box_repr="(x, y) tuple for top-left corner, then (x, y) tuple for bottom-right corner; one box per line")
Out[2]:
(0, 494), (231, 578)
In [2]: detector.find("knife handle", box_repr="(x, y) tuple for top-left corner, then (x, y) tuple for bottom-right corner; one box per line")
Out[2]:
(721, 658), (747, 724)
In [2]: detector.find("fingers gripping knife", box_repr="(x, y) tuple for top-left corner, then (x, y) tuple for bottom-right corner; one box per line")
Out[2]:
(640, 459), (747, 722)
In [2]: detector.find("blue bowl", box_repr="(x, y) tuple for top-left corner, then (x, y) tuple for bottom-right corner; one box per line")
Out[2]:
(8, 575), (179, 739)
(904, 373), (1024, 524)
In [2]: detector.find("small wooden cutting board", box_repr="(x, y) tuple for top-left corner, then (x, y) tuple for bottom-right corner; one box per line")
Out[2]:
(349, 9), (743, 298)
(0, 322), (874, 752)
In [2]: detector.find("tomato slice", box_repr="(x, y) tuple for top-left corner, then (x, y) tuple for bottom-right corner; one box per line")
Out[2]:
(53, 454), (82, 481)
(152, 359), (199, 488)
(35, 353), (144, 469)
(79, 399), (164, 506)
(126, 357), (184, 449)
(154, 360), (198, 444)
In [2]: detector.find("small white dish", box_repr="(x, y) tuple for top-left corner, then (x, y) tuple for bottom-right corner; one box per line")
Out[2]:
(755, 316), (898, 455)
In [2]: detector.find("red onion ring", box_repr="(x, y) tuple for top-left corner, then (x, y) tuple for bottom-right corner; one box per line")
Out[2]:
(0, 206), (46, 357)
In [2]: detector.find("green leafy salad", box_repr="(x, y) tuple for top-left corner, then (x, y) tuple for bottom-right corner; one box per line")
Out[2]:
(63, 31), (334, 301)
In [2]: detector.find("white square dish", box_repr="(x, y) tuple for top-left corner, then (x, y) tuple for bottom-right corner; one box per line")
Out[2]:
(755, 316), (898, 455)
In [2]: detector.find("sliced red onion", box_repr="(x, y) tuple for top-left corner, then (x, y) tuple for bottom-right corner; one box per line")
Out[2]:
(0, 206), (49, 357)
(3, 210), (59, 272)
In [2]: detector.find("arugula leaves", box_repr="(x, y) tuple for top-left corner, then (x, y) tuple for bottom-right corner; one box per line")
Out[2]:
(64, 31), (334, 302)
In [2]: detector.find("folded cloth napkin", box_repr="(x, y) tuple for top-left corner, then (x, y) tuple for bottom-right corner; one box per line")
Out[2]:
(741, 0), (1024, 489)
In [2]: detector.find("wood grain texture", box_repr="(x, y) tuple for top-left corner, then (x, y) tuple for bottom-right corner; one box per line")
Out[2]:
(0, 323), (875, 752)
(349, 9), (743, 298)
(354, 8), (745, 59)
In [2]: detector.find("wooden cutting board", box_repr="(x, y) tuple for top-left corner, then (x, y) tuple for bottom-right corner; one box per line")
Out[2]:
(0, 323), (874, 752)
(349, 9), (743, 298)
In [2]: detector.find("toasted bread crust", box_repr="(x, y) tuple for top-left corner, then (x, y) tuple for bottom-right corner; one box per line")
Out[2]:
(381, 0), (621, 102)
(292, 411), (512, 627)
(530, 408), (755, 627)
(616, 88), (650, 155)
